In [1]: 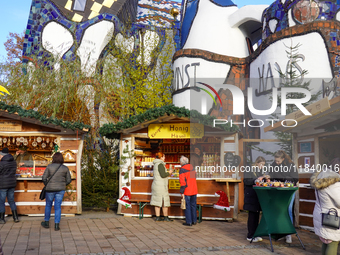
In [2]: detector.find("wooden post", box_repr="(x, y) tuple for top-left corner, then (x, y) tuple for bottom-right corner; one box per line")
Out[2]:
(220, 137), (224, 177)
(292, 133), (299, 227)
(314, 137), (319, 167)
(117, 135), (123, 215)
(76, 135), (85, 214)
(33, 160), (36, 176)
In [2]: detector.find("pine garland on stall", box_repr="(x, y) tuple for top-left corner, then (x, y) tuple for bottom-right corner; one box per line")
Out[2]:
(99, 105), (239, 139)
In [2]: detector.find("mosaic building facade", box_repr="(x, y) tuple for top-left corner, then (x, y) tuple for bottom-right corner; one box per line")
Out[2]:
(173, 0), (340, 159)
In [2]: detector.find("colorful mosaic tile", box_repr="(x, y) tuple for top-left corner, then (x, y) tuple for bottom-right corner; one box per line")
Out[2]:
(262, 0), (340, 42)
(136, 0), (181, 28)
(23, 0), (181, 69)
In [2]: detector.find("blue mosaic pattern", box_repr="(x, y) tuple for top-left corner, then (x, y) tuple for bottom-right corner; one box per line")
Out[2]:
(180, 0), (199, 48)
(262, 0), (299, 41)
(261, 0), (340, 42)
(317, 1), (338, 20)
(136, 0), (181, 28)
(23, 0), (180, 70)
(135, 0), (181, 50)
(335, 55), (340, 77)
(209, 0), (236, 7)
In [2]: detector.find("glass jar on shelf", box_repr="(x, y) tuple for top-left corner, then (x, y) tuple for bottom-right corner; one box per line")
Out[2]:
(202, 152), (207, 166)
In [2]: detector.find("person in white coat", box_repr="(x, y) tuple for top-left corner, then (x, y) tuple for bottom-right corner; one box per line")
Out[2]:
(310, 158), (340, 255)
(150, 152), (173, 221)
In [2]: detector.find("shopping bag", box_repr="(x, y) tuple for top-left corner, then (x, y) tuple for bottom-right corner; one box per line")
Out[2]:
(39, 187), (46, 200)
(181, 197), (186, 210)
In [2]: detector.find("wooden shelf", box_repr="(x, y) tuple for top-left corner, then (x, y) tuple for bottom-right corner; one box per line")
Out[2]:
(28, 150), (53, 152)
(160, 152), (190, 154)
(141, 161), (180, 164)
(8, 149), (52, 152)
(141, 162), (153, 165)
(196, 142), (220, 144)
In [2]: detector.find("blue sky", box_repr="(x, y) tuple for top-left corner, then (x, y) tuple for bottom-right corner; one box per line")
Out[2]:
(0, 0), (274, 60)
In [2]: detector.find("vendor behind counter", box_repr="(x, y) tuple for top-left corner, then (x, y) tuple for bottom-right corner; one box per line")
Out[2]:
(13, 146), (33, 167)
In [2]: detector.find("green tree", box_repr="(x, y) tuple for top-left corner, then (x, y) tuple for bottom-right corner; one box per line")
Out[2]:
(275, 41), (320, 115)
(1, 26), (175, 127)
(274, 42), (321, 157)
(81, 133), (120, 211)
(250, 41), (321, 158)
(1, 19), (177, 210)
(3, 32), (24, 65)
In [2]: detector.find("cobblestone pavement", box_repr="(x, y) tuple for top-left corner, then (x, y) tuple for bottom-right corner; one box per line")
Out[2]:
(0, 210), (337, 255)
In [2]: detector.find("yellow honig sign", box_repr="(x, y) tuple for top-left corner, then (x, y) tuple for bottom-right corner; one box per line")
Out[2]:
(148, 123), (204, 139)
(169, 179), (181, 190)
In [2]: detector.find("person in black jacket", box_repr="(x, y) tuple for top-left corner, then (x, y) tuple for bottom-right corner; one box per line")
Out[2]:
(270, 150), (298, 244)
(41, 152), (71, 231)
(0, 147), (20, 224)
(244, 156), (267, 242)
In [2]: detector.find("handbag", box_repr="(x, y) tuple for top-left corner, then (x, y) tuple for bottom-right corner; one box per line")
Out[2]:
(39, 164), (62, 200)
(322, 208), (340, 229)
(39, 187), (46, 200)
(317, 191), (340, 229)
(181, 197), (186, 210)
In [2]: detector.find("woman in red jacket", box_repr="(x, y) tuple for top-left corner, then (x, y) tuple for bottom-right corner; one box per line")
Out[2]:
(179, 156), (198, 226)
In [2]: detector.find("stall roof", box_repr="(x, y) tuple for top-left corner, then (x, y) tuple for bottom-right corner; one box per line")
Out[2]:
(0, 102), (91, 134)
(264, 96), (340, 136)
(99, 105), (241, 139)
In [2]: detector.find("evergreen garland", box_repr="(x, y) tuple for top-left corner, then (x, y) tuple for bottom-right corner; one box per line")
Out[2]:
(0, 102), (91, 131)
(99, 105), (239, 139)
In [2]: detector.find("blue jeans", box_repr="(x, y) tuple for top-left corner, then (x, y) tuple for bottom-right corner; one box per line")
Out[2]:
(288, 192), (296, 224)
(0, 188), (17, 212)
(44, 191), (65, 223)
(184, 195), (197, 224)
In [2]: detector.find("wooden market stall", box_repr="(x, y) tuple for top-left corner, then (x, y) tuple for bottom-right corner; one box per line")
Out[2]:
(0, 104), (89, 216)
(264, 96), (340, 231)
(100, 106), (244, 221)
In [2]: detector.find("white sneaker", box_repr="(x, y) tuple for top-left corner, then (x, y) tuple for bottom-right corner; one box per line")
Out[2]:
(247, 237), (263, 242)
(285, 235), (292, 244)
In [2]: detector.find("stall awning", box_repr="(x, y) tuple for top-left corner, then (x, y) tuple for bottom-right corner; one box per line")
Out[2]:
(264, 96), (340, 135)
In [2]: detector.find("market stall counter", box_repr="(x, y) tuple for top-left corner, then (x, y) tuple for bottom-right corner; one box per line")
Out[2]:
(99, 106), (244, 221)
(8, 177), (77, 215)
(0, 103), (89, 216)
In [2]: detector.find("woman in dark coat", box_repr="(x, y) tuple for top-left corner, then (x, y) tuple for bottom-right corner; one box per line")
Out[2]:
(41, 152), (71, 231)
(0, 148), (20, 224)
(244, 156), (267, 242)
